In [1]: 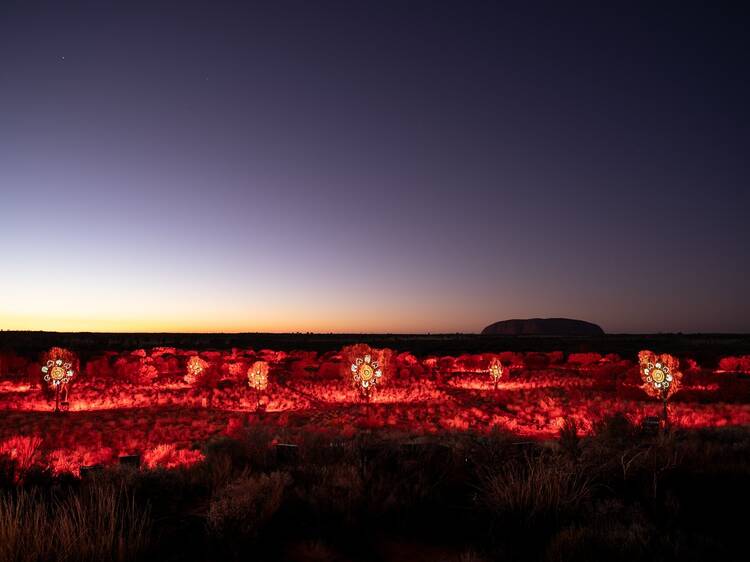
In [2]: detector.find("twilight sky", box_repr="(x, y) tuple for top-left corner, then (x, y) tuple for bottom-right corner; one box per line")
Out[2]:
(1, 1), (749, 334)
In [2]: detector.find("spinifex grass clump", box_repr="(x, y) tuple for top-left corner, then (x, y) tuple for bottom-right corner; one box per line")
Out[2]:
(0, 484), (151, 562)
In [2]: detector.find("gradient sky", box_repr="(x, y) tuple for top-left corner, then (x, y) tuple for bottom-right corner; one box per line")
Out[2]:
(1, 1), (749, 333)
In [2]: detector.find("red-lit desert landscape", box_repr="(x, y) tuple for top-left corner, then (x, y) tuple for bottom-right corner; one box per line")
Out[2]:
(3, 342), (750, 476)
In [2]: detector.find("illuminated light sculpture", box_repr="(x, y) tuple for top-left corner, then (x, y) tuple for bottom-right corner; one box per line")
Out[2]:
(351, 353), (383, 399)
(638, 350), (682, 426)
(247, 360), (269, 391)
(247, 361), (269, 411)
(185, 356), (209, 385)
(488, 357), (504, 389)
(185, 356), (221, 407)
(41, 347), (77, 412)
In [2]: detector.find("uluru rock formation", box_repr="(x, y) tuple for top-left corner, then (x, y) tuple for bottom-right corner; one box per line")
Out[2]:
(481, 318), (604, 336)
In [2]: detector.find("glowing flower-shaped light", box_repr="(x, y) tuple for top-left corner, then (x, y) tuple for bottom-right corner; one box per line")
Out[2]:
(185, 356), (209, 385)
(638, 350), (682, 399)
(41, 358), (74, 386)
(488, 358), (504, 385)
(247, 361), (269, 391)
(351, 353), (383, 394)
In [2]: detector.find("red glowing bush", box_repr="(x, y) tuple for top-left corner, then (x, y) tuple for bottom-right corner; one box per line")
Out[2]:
(112, 350), (160, 385)
(391, 352), (428, 380)
(0, 436), (43, 479)
(548, 351), (565, 365)
(226, 361), (246, 381)
(0, 351), (29, 379)
(317, 360), (342, 379)
(143, 444), (205, 469)
(287, 351), (318, 375)
(497, 352), (524, 368)
(84, 355), (114, 381)
(522, 353), (550, 370)
(258, 349), (288, 365)
(455, 354), (484, 372)
(718, 356), (750, 373)
(567, 353), (603, 367)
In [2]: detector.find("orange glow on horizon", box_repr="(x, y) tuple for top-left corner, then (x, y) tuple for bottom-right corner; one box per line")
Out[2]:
(0, 274), (498, 333)
(0, 312), (477, 334)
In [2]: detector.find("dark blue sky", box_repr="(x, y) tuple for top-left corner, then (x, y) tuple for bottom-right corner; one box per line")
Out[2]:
(1, 1), (748, 333)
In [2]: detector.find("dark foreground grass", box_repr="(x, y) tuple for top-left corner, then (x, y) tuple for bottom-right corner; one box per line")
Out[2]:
(2, 416), (749, 561)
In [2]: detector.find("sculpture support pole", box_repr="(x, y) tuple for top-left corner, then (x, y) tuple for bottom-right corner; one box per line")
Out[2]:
(54, 385), (60, 413)
(662, 393), (669, 428)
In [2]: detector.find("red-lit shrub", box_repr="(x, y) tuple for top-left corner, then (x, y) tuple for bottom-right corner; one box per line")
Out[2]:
(112, 351), (160, 385)
(224, 361), (245, 381)
(719, 356), (750, 373)
(0, 436), (43, 480)
(287, 352), (318, 379)
(523, 353), (550, 370)
(84, 355), (114, 381)
(548, 351), (565, 365)
(0, 351), (29, 380)
(143, 444), (205, 469)
(258, 349), (288, 365)
(392, 352), (427, 380)
(456, 354), (484, 372)
(317, 360), (342, 379)
(437, 356), (457, 374)
(589, 362), (628, 388)
(497, 352), (524, 367)
(567, 353), (602, 367)
(151, 353), (180, 379)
